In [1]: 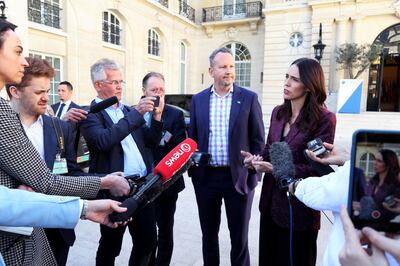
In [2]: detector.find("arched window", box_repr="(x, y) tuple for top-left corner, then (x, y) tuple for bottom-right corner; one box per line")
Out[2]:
(148, 29), (160, 56)
(359, 152), (375, 179)
(103, 11), (121, 45)
(225, 42), (251, 88)
(180, 42), (187, 93)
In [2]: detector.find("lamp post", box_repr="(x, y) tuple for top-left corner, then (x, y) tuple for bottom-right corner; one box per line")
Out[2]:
(0, 1), (6, 19)
(313, 23), (326, 63)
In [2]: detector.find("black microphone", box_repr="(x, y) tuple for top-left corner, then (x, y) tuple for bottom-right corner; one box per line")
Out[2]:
(89, 96), (118, 113)
(269, 142), (296, 189)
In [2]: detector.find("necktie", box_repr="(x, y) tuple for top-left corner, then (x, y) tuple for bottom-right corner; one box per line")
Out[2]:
(57, 103), (66, 118)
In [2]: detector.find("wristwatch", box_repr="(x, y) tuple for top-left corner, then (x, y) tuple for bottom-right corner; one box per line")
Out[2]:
(80, 200), (89, 220)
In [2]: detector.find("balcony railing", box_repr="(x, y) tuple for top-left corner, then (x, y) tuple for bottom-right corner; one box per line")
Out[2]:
(179, 0), (195, 23)
(154, 0), (168, 8)
(28, 0), (61, 29)
(202, 1), (263, 23)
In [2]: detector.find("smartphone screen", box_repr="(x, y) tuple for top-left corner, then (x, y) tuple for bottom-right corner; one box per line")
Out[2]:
(349, 130), (400, 233)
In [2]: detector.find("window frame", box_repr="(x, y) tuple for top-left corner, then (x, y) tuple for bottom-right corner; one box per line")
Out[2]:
(148, 29), (161, 57)
(102, 11), (122, 46)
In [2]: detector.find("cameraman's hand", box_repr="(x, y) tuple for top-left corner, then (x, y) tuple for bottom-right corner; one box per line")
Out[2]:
(305, 142), (348, 166)
(100, 172), (130, 197)
(383, 197), (400, 214)
(135, 97), (155, 115)
(85, 199), (127, 228)
(339, 206), (389, 266)
(362, 227), (400, 264)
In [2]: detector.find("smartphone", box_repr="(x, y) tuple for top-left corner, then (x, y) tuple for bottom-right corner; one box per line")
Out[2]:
(348, 129), (400, 233)
(153, 96), (160, 108)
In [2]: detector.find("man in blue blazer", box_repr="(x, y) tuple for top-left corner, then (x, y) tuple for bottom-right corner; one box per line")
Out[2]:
(79, 58), (163, 266)
(51, 81), (81, 118)
(189, 47), (265, 266)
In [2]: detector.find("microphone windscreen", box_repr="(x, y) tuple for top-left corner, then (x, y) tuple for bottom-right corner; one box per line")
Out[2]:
(108, 197), (139, 222)
(269, 142), (296, 180)
(154, 138), (197, 182)
(89, 96), (118, 113)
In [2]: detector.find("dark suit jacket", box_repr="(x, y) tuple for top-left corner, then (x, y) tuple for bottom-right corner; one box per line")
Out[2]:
(188, 84), (265, 195)
(259, 105), (336, 232)
(51, 101), (80, 115)
(79, 101), (163, 186)
(42, 115), (80, 246)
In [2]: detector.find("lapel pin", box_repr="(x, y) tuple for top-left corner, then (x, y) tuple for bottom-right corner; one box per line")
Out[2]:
(237, 101), (241, 104)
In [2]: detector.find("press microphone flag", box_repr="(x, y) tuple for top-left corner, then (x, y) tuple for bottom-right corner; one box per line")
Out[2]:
(269, 142), (296, 189)
(109, 138), (197, 222)
(154, 138), (197, 181)
(89, 96), (118, 114)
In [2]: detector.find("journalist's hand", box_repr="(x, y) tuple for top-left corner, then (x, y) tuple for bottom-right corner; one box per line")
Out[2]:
(85, 199), (127, 228)
(135, 97), (155, 115)
(305, 142), (348, 166)
(61, 108), (88, 123)
(382, 197), (400, 214)
(100, 173), (130, 197)
(339, 206), (389, 266)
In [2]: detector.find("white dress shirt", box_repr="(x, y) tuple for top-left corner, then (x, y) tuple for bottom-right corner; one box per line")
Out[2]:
(22, 116), (45, 161)
(56, 100), (72, 118)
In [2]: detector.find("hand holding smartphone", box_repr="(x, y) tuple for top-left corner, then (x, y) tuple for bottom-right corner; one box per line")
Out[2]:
(348, 129), (400, 233)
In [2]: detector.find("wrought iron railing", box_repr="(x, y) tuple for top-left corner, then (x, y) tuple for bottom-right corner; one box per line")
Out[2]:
(179, 0), (195, 22)
(202, 1), (262, 23)
(154, 0), (168, 8)
(28, 0), (61, 29)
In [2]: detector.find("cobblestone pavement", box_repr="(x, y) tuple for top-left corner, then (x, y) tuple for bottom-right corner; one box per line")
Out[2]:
(68, 174), (333, 266)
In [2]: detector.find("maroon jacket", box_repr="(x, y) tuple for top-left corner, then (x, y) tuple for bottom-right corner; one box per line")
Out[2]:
(259, 105), (336, 232)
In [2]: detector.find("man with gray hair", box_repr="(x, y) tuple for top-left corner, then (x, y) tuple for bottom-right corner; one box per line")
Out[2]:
(79, 58), (164, 265)
(188, 47), (265, 266)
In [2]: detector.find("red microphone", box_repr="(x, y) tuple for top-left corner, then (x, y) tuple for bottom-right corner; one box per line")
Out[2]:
(109, 138), (197, 222)
(154, 138), (197, 182)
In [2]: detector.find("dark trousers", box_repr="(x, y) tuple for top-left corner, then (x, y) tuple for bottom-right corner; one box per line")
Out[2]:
(259, 212), (318, 266)
(150, 192), (178, 266)
(192, 167), (254, 266)
(96, 203), (156, 266)
(44, 229), (73, 266)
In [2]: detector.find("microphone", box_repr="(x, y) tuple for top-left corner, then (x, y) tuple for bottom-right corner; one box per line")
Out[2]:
(109, 138), (197, 222)
(269, 142), (296, 189)
(89, 96), (118, 113)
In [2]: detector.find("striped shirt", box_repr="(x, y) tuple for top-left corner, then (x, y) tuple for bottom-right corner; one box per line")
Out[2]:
(208, 86), (233, 166)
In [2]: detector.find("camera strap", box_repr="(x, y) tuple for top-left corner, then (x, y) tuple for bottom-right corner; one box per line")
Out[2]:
(51, 117), (65, 157)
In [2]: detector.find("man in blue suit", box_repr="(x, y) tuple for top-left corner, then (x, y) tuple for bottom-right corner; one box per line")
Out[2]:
(6, 57), (91, 266)
(188, 47), (265, 266)
(79, 58), (163, 266)
(0, 185), (127, 266)
(51, 81), (81, 118)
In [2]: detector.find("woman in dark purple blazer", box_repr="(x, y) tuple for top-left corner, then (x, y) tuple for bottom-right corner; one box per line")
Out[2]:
(246, 58), (336, 266)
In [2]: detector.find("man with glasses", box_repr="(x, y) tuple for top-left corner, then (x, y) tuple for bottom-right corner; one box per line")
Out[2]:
(79, 58), (164, 266)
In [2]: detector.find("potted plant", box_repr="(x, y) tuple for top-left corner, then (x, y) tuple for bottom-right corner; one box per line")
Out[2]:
(334, 43), (381, 113)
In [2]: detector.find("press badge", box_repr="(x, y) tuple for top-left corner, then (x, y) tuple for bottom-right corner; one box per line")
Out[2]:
(159, 130), (173, 146)
(52, 153), (68, 174)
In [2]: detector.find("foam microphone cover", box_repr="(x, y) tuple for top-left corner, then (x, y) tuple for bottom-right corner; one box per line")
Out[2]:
(109, 197), (139, 222)
(269, 142), (296, 180)
(154, 138), (197, 182)
(89, 96), (118, 113)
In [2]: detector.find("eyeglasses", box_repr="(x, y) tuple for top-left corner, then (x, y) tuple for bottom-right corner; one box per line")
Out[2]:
(100, 80), (125, 86)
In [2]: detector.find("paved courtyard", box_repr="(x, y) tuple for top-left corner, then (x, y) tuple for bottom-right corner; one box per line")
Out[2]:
(68, 174), (333, 266)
